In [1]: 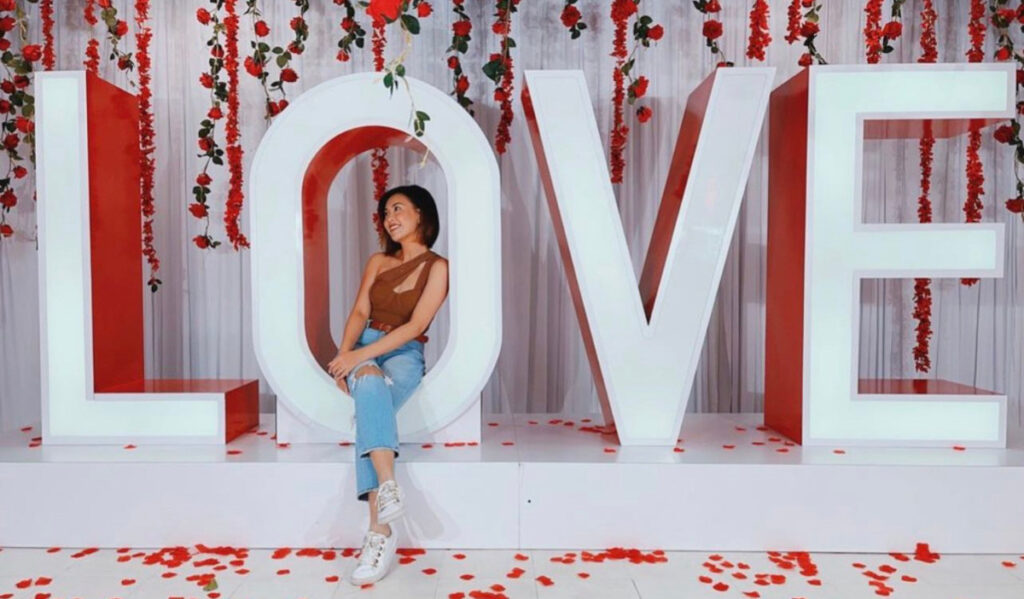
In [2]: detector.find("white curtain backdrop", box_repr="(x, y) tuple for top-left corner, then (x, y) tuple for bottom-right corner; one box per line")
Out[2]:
(1, 0), (1021, 432)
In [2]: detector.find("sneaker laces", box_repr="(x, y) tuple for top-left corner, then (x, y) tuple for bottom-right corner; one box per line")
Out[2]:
(357, 532), (386, 568)
(377, 481), (400, 511)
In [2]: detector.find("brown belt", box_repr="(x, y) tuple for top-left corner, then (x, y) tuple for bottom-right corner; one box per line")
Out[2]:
(368, 319), (428, 344)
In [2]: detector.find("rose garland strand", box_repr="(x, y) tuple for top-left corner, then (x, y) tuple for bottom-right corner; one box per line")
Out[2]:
(334, 0), (367, 63)
(364, 0), (433, 137)
(989, 1), (1024, 223)
(484, 0), (519, 155)
(243, 0), (309, 120)
(865, 0), (905, 64)
(693, 0), (731, 66)
(912, 0), (938, 373)
(370, 15), (389, 244)
(40, 0), (53, 70)
(0, 1), (40, 240)
(83, 0), (99, 73)
(962, 0), (988, 286)
(746, 0), (772, 62)
(608, 0), (660, 183)
(560, 0), (586, 39)
(85, 0), (135, 74)
(192, 2), (227, 250)
(223, 0), (248, 250)
(446, 0), (473, 115)
(785, 0), (827, 66)
(135, 0), (159, 290)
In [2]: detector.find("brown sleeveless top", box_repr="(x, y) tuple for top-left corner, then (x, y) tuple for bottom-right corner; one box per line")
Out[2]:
(368, 250), (442, 328)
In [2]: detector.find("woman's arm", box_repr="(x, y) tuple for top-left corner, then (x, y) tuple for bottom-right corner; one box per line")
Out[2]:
(353, 258), (449, 361)
(336, 252), (383, 355)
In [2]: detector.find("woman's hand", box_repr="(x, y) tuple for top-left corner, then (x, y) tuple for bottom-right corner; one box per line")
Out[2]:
(335, 375), (349, 394)
(328, 350), (363, 380)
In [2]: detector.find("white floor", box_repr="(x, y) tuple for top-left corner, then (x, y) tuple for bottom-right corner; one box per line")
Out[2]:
(2, 544), (1024, 598)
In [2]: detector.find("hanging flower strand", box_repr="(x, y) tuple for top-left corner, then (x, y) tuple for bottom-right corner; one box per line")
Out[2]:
(41, 0), (54, 70)
(0, 1), (41, 240)
(223, 0), (248, 250)
(370, 5), (389, 242)
(693, 0), (731, 66)
(864, 0), (905, 64)
(365, 0), (435, 137)
(334, 0), (367, 63)
(962, 0), (987, 286)
(83, 0), (100, 73)
(746, 0), (772, 62)
(191, 1), (227, 251)
(483, 0), (519, 154)
(785, 0), (827, 66)
(561, 0), (587, 39)
(135, 0), (160, 290)
(243, 0), (310, 120)
(86, 0), (136, 75)
(912, 0), (937, 373)
(989, 0), (1024, 224)
(446, 0), (473, 115)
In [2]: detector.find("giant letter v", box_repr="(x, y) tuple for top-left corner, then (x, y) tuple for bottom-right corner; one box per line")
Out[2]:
(522, 68), (774, 446)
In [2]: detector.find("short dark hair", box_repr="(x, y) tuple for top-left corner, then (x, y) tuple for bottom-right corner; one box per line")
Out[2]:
(376, 185), (440, 256)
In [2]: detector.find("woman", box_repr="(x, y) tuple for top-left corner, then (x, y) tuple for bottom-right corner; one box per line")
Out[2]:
(326, 184), (448, 586)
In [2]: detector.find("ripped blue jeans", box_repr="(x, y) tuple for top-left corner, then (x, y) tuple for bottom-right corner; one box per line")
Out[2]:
(346, 324), (425, 502)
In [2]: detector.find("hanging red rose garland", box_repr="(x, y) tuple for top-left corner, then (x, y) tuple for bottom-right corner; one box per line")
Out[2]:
(370, 12), (389, 239)
(483, 0), (519, 155)
(223, 0), (248, 250)
(912, 0), (937, 373)
(962, 0), (987, 286)
(84, 0), (136, 74)
(243, 0), (310, 120)
(609, 0), (660, 184)
(864, 0), (905, 64)
(135, 0), (159, 290)
(989, 2), (1024, 223)
(693, 0), (731, 66)
(561, 0), (586, 39)
(746, 0), (772, 62)
(40, 0), (54, 70)
(785, 0), (827, 66)
(335, 0), (367, 63)
(0, 1), (42, 240)
(363, 0), (433, 137)
(446, 0), (473, 115)
(192, 1), (227, 250)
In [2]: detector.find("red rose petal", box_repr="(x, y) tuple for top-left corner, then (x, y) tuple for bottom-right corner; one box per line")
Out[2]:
(422, 567), (437, 575)
(713, 581), (729, 591)
(514, 553), (529, 561)
(459, 573), (474, 580)
(536, 575), (554, 586)
(325, 575), (339, 582)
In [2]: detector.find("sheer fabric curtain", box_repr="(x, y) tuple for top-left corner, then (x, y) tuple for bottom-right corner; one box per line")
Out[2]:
(1, 0), (1020, 432)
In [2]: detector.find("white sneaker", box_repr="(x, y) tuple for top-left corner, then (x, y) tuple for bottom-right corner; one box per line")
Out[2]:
(376, 479), (406, 524)
(348, 527), (398, 585)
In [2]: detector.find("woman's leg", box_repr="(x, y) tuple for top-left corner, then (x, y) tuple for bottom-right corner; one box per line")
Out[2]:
(349, 363), (401, 505)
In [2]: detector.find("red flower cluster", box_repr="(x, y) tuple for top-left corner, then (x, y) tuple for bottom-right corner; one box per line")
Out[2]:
(335, 0), (367, 63)
(242, 0), (309, 120)
(746, 0), (772, 62)
(447, 0), (474, 115)
(224, 0), (249, 250)
(609, 0), (632, 183)
(367, 0), (402, 25)
(784, 0), (825, 66)
(693, 0), (730, 66)
(136, 0), (160, 290)
(484, 0), (520, 155)
(561, 0), (587, 39)
(864, 0), (904, 64)
(961, 0), (986, 286)
(83, 0), (135, 72)
(966, 0), (986, 62)
(989, 0), (1024, 226)
(41, 0), (54, 70)
(192, 0), (228, 251)
(371, 15), (389, 234)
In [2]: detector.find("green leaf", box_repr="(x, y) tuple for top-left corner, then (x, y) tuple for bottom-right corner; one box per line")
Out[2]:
(275, 54), (288, 68)
(416, 110), (430, 122)
(395, 63), (405, 77)
(401, 14), (420, 35)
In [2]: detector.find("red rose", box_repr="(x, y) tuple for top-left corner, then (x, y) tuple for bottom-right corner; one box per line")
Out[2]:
(0, 17), (15, 32)
(280, 68), (298, 83)
(366, 0), (403, 24)
(636, 106), (653, 123)
(494, 88), (507, 103)
(0, 39), (10, 51)
(455, 75), (469, 94)
(705, 0), (722, 12)
(631, 76), (649, 99)
(13, 75), (27, 89)
(193, 235), (210, 249)
(254, 20), (270, 37)
(336, 49), (350, 62)
(15, 116), (32, 134)
(341, 17), (355, 31)
(117, 56), (132, 70)
(997, 8), (1016, 23)
(115, 20), (128, 37)
(0, 189), (16, 208)
(12, 165), (26, 179)
(702, 19), (723, 41)
(196, 172), (212, 186)
(447, 56), (460, 69)
(994, 124), (1015, 144)
(800, 21), (819, 38)
(21, 44), (41, 62)
(288, 41), (304, 55)
(0, 223), (12, 238)
(801, 0), (813, 6)
(492, 21), (508, 36)
(561, 5), (581, 28)
(1017, 70), (1024, 86)
(3, 134), (18, 150)
(452, 19), (471, 37)
(1007, 197), (1024, 213)
(0, 100), (10, 113)
(198, 137), (213, 152)
(208, 106), (223, 120)
(798, 53), (813, 67)
(881, 20), (902, 39)
(417, 2), (432, 18)
(189, 203), (208, 219)
(0, 0), (14, 11)
(996, 46), (1012, 61)
(244, 56), (262, 77)
(648, 24), (664, 41)
(196, 8), (211, 25)
(211, 44), (224, 58)
(199, 73), (214, 89)
(610, 0), (636, 21)
(0, 80), (14, 94)
(278, 99), (289, 111)
(98, 0), (112, 8)
(267, 99), (289, 116)
(290, 16), (305, 31)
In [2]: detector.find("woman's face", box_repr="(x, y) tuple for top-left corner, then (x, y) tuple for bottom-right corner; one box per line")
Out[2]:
(383, 194), (422, 244)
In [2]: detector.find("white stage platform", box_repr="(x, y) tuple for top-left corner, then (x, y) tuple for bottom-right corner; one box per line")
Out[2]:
(2, 412), (1023, 553)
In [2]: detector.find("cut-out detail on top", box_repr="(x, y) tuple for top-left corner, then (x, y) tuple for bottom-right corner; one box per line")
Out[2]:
(367, 250), (442, 329)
